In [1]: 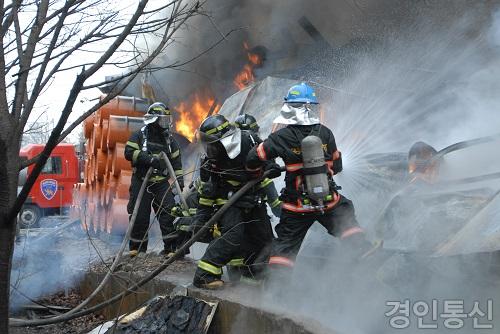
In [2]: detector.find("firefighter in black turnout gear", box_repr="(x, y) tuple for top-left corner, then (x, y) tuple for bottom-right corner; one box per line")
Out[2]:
(235, 113), (282, 217)
(192, 114), (274, 289)
(124, 102), (184, 257)
(235, 113), (260, 135)
(247, 83), (370, 279)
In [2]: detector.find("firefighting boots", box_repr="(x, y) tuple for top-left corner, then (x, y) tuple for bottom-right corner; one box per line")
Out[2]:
(193, 275), (224, 290)
(128, 250), (139, 258)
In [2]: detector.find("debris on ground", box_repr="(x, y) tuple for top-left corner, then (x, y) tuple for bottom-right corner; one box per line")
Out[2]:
(10, 289), (106, 334)
(92, 294), (218, 334)
(90, 252), (196, 276)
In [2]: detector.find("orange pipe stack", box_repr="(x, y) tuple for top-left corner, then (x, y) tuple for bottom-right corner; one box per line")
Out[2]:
(72, 96), (149, 236)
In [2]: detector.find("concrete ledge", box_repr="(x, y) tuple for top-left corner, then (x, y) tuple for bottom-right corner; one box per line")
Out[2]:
(81, 265), (335, 334)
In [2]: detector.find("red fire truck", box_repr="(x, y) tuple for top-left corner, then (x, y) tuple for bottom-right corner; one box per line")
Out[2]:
(18, 144), (80, 228)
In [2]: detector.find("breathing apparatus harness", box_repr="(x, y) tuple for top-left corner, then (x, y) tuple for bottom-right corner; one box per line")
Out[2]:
(139, 125), (173, 176)
(284, 125), (341, 213)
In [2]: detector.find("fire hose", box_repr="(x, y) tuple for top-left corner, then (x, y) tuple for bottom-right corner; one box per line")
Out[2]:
(10, 169), (276, 327)
(52, 152), (187, 319)
(160, 151), (188, 210)
(375, 132), (500, 242)
(422, 132), (500, 171)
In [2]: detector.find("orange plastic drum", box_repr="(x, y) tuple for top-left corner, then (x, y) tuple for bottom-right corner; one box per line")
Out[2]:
(108, 198), (129, 235)
(107, 116), (144, 149)
(96, 149), (107, 182)
(84, 202), (96, 233)
(112, 143), (129, 177)
(93, 123), (102, 150)
(79, 96), (152, 236)
(99, 96), (148, 124)
(106, 176), (119, 206)
(100, 120), (109, 153)
(83, 159), (89, 185)
(116, 170), (132, 200)
(84, 114), (95, 139)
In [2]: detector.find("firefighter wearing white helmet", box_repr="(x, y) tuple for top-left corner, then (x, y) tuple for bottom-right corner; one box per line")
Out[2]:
(124, 102), (184, 257)
(246, 83), (372, 286)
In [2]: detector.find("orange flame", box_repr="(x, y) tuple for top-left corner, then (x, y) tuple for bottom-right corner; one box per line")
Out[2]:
(175, 91), (220, 141)
(248, 52), (262, 66)
(234, 64), (255, 91)
(234, 42), (262, 91)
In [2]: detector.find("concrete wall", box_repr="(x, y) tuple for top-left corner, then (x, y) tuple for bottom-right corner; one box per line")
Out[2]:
(81, 272), (335, 334)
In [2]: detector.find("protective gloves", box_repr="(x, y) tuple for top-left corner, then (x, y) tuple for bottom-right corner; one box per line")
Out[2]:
(264, 162), (282, 179)
(172, 178), (184, 195)
(150, 156), (167, 170)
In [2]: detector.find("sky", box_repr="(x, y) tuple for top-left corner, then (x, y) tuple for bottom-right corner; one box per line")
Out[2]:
(24, 0), (167, 143)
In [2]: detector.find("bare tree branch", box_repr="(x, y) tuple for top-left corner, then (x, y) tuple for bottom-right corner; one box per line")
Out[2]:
(0, 1), (221, 329)
(20, 0), (81, 131)
(11, 0), (49, 122)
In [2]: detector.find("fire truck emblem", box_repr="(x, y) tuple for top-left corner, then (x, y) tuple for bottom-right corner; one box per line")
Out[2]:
(40, 179), (58, 200)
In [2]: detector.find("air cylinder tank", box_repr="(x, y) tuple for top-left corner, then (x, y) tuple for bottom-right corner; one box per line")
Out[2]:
(301, 135), (329, 203)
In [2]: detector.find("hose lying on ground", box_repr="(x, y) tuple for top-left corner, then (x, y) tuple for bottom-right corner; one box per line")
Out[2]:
(10, 170), (273, 327)
(9, 167), (153, 326)
(64, 152), (186, 318)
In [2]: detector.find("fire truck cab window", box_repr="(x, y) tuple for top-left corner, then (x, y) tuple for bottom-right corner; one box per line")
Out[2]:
(41, 156), (63, 174)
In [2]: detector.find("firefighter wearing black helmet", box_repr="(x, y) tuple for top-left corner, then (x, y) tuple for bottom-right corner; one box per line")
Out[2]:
(124, 102), (184, 257)
(192, 114), (274, 289)
(235, 113), (260, 134)
(235, 113), (281, 217)
(246, 83), (372, 283)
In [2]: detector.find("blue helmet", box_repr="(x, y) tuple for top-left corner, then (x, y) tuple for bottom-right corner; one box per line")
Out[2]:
(284, 82), (319, 104)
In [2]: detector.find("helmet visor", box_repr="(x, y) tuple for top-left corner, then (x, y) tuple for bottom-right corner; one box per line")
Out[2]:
(144, 114), (158, 125)
(198, 125), (241, 159)
(157, 115), (172, 129)
(286, 102), (319, 113)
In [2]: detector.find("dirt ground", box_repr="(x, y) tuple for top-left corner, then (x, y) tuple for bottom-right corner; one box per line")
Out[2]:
(10, 289), (106, 334)
(8, 215), (206, 334)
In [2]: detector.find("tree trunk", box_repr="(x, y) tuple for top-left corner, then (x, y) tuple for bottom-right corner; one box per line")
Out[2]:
(0, 222), (16, 333)
(0, 133), (21, 333)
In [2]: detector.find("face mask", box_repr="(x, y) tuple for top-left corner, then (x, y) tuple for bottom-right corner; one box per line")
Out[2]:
(220, 128), (242, 159)
(157, 115), (171, 129)
(273, 103), (320, 125)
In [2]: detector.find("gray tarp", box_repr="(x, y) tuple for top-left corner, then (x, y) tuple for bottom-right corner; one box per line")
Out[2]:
(218, 76), (298, 136)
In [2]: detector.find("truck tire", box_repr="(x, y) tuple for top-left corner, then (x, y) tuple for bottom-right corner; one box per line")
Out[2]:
(19, 204), (41, 229)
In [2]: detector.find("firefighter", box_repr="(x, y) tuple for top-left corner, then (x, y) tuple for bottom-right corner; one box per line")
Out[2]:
(124, 102), (184, 257)
(235, 113), (282, 217)
(192, 114), (274, 289)
(246, 83), (372, 281)
(408, 141), (441, 184)
(235, 113), (261, 137)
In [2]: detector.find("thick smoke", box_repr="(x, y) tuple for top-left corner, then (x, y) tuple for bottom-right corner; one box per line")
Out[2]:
(13, 1), (500, 332)
(143, 1), (500, 333)
(10, 219), (119, 311)
(218, 2), (500, 334)
(13, 1), (498, 332)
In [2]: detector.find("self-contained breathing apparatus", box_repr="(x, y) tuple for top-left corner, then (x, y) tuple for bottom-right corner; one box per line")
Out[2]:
(137, 125), (174, 177)
(288, 135), (342, 212)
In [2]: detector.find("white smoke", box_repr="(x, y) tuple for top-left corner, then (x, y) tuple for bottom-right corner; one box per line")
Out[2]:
(257, 3), (500, 334)
(10, 219), (119, 311)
